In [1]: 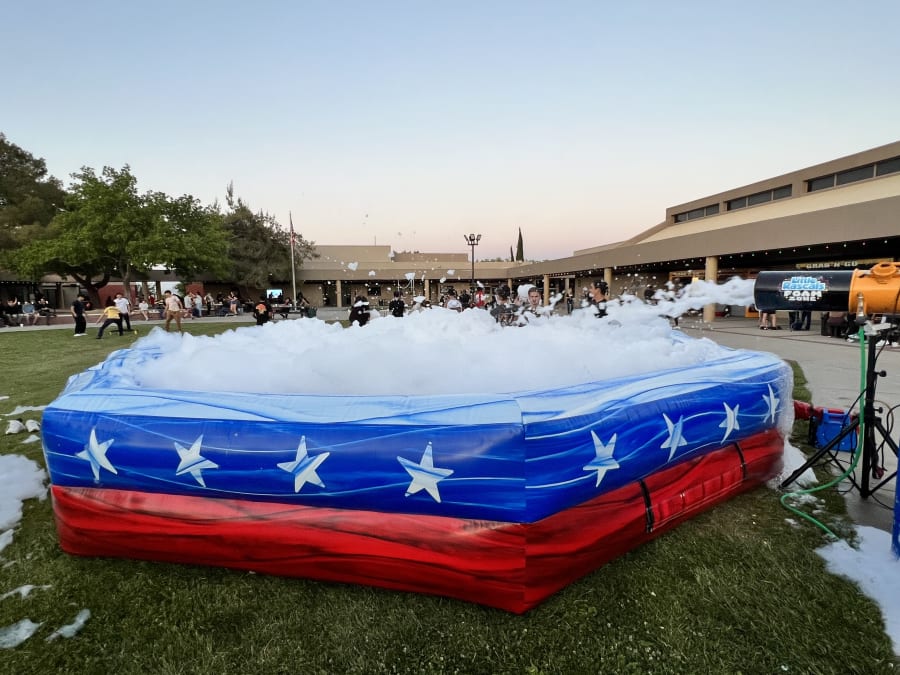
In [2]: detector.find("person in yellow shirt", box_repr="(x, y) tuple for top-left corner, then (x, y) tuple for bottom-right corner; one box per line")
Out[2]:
(95, 303), (123, 339)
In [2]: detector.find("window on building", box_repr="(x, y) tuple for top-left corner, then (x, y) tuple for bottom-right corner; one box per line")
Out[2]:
(808, 175), (835, 192)
(674, 203), (717, 222)
(876, 155), (900, 176)
(687, 207), (705, 220)
(747, 190), (772, 206)
(772, 185), (792, 200)
(835, 164), (874, 186)
(726, 196), (747, 211)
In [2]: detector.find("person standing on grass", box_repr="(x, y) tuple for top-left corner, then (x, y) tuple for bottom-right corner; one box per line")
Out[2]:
(94, 303), (123, 339)
(163, 290), (184, 332)
(113, 292), (133, 332)
(71, 294), (87, 336)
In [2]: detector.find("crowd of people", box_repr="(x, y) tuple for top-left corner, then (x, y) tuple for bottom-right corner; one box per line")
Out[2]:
(346, 283), (602, 327)
(4, 283), (604, 333)
(0, 288), (285, 336)
(1, 295), (56, 327)
(9, 284), (891, 342)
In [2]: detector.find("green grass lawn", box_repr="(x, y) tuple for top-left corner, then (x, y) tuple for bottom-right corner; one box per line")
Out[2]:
(1, 326), (897, 674)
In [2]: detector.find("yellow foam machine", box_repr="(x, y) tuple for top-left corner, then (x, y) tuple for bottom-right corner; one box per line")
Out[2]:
(760, 262), (900, 501)
(753, 262), (900, 316)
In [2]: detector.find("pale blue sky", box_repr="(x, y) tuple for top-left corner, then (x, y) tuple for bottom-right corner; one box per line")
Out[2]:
(6, 1), (900, 260)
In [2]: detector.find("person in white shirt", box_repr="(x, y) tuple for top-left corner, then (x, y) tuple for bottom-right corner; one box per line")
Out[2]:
(163, 291), (184, 332)
(113, 293), (133, 331)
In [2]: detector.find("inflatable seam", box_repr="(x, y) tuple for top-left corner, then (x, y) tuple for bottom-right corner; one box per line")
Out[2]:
(732, 442), (748, 481)
(638, 479), (654, 533)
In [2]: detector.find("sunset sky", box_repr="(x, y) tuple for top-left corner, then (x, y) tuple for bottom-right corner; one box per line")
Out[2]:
(6, 1), (900, 260)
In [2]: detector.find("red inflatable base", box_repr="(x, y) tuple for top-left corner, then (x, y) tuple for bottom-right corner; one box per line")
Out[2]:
(51, 429), (783, 613)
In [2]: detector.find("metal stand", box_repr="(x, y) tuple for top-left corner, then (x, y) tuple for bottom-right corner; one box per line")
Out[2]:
(780, 331), (898, 498)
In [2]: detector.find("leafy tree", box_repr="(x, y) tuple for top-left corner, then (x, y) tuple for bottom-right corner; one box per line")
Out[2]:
(9, 165), (229, 306)
(509, 245), (514, 262)
(515, 227), (524, 262)
(0, 133), (67, 256)
(221, 183), (316, 297)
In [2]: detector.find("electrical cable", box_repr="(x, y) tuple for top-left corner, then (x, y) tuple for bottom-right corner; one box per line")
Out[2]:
(779, 325), (867, 540)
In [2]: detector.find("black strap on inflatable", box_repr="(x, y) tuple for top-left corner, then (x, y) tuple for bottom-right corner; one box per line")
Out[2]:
(732, 442), (747, 480)
(638, 479), (654, 533)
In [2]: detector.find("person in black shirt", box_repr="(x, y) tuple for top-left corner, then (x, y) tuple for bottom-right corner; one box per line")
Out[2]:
(388, 291), (405, 317)
(348, 296), (371, 326)
(253, 296), (272, 326)
(71, 294), (87, 336)
(2, 297), (23, 327)
(490, 285), (516, 326)
(36, 296), (53, 321)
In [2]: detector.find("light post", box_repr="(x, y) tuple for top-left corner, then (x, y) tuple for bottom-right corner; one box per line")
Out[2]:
(464, 233), (481, 293)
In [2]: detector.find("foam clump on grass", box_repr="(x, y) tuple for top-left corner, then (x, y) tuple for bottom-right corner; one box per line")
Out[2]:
(45, 609), (91, 642)
(817, 526), (900, 654)
(0, 619), (42, 650)
(0, 454), (47, 551)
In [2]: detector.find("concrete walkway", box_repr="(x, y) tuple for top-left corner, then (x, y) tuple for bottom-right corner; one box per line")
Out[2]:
(680, 316), (898, 533)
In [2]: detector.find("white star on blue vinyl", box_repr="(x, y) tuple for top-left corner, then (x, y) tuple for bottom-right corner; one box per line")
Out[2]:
(661, 414), (689, 461)
(174, 435), (219, 487)
(719, 403), (740, 442)
(75, 428), (117, 481)
(763, 384), (780, 424)
(398, 442), (454, 503)
(583, 431), (620, 487)
(277, 436), (330, 492)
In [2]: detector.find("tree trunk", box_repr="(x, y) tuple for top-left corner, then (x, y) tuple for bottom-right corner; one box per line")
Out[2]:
(121, 262), (135, 302)
(69, 272), (110, 309)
